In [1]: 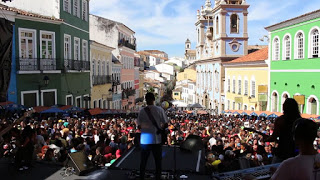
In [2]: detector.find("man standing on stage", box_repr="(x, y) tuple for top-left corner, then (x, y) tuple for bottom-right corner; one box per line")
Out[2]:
(137, 92), (168, 180)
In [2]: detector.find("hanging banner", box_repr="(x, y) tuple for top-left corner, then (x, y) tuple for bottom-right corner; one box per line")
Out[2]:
(258, 85), (268, 93)
(294, 95), (305, 105)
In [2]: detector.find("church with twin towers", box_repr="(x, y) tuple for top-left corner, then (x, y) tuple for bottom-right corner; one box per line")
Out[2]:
(193, 0), (250, 114)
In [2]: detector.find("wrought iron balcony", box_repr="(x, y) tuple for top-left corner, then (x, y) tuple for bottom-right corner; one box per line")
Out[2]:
(64, 59), (90, 71)
(118, 39), (136, 50)
(92, 75), (112, 85)
(17, 58), (57, 71)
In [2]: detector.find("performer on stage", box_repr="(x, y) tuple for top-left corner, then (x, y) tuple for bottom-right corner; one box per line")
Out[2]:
(137, 92), (168, 180)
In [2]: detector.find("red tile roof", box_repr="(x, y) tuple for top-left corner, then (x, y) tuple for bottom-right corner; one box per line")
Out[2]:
(0, 6), (63, 22)
(224, 47), (268, 64)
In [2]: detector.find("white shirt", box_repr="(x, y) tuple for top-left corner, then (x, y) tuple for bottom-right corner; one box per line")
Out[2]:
(137, 105), (168, 144)
(209, 137), (216, 147)
(271, 154), (320, 180)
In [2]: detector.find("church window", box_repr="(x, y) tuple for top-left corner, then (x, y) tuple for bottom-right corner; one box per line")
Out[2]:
(230, 14), (239, 33)
(216, 16), (219, 35)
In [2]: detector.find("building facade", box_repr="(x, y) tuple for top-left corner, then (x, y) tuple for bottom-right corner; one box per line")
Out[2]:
(90, 41), (114, 109)
(194, 0), (249, 114)
(266, 10), (320, 115)
(4, 0), (91, 108)
(223, 48), (269, 111)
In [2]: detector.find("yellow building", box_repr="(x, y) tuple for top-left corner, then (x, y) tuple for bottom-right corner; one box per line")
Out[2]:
(139, 71), (144, 98)
(172, 88), (182, 100)
(177, 68), (196, 82)
(223, 48), (268, 111)
(90, 41), (115, 108)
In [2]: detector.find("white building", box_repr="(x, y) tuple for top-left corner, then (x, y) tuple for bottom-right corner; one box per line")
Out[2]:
(165, 57), (185, 68)
(144, 71), (166, 83)
(154, 63), (175, 76)
(149, 55), (161, 66)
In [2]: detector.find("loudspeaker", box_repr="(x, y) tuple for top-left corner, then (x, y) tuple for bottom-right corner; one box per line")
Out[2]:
(67, 151), (95, 176)
(180, 135), (203, 152)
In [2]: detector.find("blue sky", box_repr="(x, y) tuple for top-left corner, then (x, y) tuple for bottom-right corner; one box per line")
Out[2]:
(90, 0), (320, 58)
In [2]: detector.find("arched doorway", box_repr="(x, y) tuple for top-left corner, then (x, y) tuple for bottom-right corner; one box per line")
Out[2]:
(308, 97), (318, 115)
(272, 92), (278, 112)
(281, 92), (289, 112)
(204, 95), (209, 109)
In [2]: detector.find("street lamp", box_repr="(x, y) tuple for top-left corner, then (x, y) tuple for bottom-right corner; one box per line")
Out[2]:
(43, 76), (49, 86)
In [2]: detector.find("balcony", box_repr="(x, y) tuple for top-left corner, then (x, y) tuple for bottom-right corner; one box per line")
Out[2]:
(17, 58), (58, 71)
(64, 59), (90, 71)
(122, 88), (136, 99)
(92, 75), (112, 85)
(118, 39), (136, 50)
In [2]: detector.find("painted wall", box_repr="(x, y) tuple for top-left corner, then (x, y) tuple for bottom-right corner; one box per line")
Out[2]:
(225, 66), (269, 111)
(177, 69), (196, 81)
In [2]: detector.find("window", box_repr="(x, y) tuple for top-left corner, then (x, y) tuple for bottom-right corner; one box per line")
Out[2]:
(227, 78), (230, 92)
(64, 34), (71, 60)
(97, 61), (100, 76)
(82, 40), (88, 61)
(295, 32), (304, 59)
(19, 29), (36, 59)
(41, 89), (56, 106)
(73, 0), (80, 17)
(102, 61), (105, 76)
(40, 31), (55, 59)
(230, 14), (239, 33)
(76, 96), (82, 108)
(232, 77), (236, 93)
(66, 95), (73, 105)
(232, 102), (235, 110)
(227, 100), (230, 110)
(251, 80), (256, 97)
(74, 37), (80, 60)
(272, 92), (278, 112)
(273, 37), (280, 60)
(63, 0), (71, 13)
(216, 16), (219, 35)
(311, 29), (319, 58)
(21, 90), (38, 107)
(244, 79), (248, 95)
(283, 35), (291, 60)
(238, 79), (241, 95)
(82, 0), (88, 21)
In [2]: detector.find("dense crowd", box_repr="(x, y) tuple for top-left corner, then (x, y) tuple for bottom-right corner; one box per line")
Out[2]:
(0, 110), (319, 174)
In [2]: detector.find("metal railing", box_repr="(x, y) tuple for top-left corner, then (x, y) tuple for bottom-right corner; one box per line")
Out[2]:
(17, 58), (57, 71)
(118, 39), (136, 50)
(64, 59), (90, 71)
(92, 75), (112, 85)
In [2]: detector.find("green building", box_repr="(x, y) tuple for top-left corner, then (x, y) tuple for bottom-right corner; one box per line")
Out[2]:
(3, 0), (90, 108)
(265, 9), (320, 115)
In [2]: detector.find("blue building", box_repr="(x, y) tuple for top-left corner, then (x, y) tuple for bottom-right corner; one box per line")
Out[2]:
(195, 0), (249, 114)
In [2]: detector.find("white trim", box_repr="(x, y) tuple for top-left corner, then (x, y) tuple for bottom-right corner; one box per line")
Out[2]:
(271, 90), (279, 112)
(282, 33), (292, 60)
(40, 89), (57, 106)
(308, 26), (320, 59)
(82, 39), (88, 61)
(74, 37), (81, 60)
(66, 94), (73, 105)
(43, 70), (61, 74)
(16, 15), (62, 25)
(73, 0), (80, 18)
(40, 30), (56, 59)
(75, 96), (82, 108)
(83, 94), (90, 108)
(64, 34), (72, 60)
(294, 30), (305, 59)
(272, 36), (280, 61)
(267, 32), (272, 111)
(62, 22), (89, 34)
(18, 28), (37, 59)
(98, 98), (102, 108)
(280, 91), (290, 112)
(21, 90), (39, 106)
(17, 71), (41, 74)
(271, 69), (320, 72)
(307, 95), (319, 115)
(243, 103), (248, 110)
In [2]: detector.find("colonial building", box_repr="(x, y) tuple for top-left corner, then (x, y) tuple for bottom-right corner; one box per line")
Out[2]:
(90, 41), (114, 109)
(265, 9), (320, 115)
(4, 0), (91, 108)
(223, 48), (268, 111)
(194, 0), (249, 114)
(90, 15), (137, 110)
(184, 39), (197, 66)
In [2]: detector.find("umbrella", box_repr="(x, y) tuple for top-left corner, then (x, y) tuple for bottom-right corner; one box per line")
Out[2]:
(89, 108), (103, 115)
(317, 116), (320, 120)
(259, 112), (268, 117)
(268, 113), (278, 118)
(189, 103), (203, 108)
(197, 110), (208, 115)
(61, 106), (84, 113)
(250, 112), (258, 116)
(4, 103), (26, 112)
(33, 106), (50, 113)
(240, 111), (247, 116)
(0, 101), (14, 106)
(40, 107), (64, 113)
(102, 109), (113, 114)
(233, 111), (240, 115)
(221, 110), (226, 114)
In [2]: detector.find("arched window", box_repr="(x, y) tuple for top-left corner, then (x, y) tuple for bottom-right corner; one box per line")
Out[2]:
(92, 60), (95, 76)
(251, 76), (255, 97)
(230, 14), (239, 33)
(198, 29), (200, 43)
(283, 35), (291, 60)
(102, 61), (105, 76)
(272, 91), (278, 112)
(238, 77), (242, 95)
(232, 76), (236, 93)
(216, 16), (219, 35)
(244, 105), (248, 110)
(307, 96), (319, 115)
(295, 32), (304, 59)
(311, 29), (319, 58)
(273, 37), (280, 60)
(281, 92), (290, 112)
(244, 76), (248, 95)
(97, 61), (100, 76)
(227, 77), (230, 92)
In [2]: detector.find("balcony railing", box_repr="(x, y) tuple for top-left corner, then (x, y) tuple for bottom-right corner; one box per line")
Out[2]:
(118, 39), (136, 50)
(64, 59), (90, 71)
(17, 58), (57, 71)
(122, 88), (136, 99)
(92, 75), (112, 85)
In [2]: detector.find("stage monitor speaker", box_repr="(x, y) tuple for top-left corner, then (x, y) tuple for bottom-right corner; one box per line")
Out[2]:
(180, 135), (203, 152)
(67, 151), (95, 176)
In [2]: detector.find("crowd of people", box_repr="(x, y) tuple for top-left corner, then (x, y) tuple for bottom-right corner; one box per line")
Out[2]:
(0, 98), (320, 177)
